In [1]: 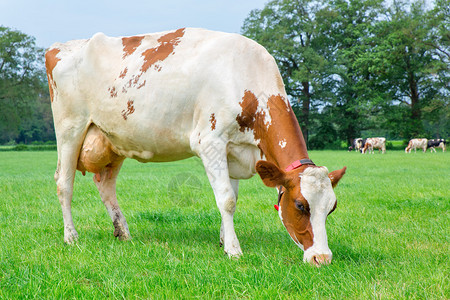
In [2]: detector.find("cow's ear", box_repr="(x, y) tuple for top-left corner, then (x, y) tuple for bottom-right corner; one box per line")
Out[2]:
(256, 160), (287, 188)
(328, 166), (347, 188)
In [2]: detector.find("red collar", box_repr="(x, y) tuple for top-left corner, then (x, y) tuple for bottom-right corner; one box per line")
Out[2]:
(274, 159), (315, 211)
(285, 159), (315, 172)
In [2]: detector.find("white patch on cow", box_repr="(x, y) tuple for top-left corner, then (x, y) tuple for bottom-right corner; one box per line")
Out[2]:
(260, 106), (273, 128)
(300, 167), (335, 262)
(278, 139), (287, 148)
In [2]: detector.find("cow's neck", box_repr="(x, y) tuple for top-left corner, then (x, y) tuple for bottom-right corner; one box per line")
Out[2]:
(237, 91), (310, 171)
(236, 92), (309, 171)
(259, 98), (309, 171)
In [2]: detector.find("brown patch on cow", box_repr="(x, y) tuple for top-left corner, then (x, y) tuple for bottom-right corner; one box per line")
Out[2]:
(140, 28), (185, 73)
(279, 168), (314, 250)
(236, 91), (309, 166)
(119, 68), (128, 79)
(137, 80), (146, 89)
(210, 113), (217, 131)
(44, 48), (61, 102)
(154, 65), (163, 72)
(108, 86), (118, 98)
(121, 100), (135, 120)
(119, 29), (184, 94)
(122, 36), (145, 59)
(236, 90), (263, 135)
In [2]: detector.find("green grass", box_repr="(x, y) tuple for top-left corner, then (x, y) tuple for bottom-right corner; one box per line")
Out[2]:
(0, 150), (448, 299)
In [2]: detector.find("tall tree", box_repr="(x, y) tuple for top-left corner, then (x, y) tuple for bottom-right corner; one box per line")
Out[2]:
(0, 26), (51, 144)
(357, 0), (449, 138)
(323, 0), (385, 145)
(241, 0), (334, 145)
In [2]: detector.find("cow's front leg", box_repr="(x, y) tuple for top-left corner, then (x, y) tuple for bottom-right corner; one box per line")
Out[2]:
(199, 142), (242, 258)
(93, 160), (131, 240)
(220, 179), (239, 247)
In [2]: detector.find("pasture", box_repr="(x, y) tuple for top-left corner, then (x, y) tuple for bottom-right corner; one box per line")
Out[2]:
(0, 150), (448, 299)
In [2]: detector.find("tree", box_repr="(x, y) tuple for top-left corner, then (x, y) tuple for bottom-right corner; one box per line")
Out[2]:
(323, 0), (386, 145)
(0, 26), (52, 144)
(355, 0), (449, 138)
(241, 0), (334, 145)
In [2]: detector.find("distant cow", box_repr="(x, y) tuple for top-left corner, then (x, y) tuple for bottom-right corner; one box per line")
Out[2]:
(405, 138), (428, 153)
(362, 137), (386, 154)
(427, 139), (446, 152)
(45, 28), (346, 266)
(353, 138), (366, 152)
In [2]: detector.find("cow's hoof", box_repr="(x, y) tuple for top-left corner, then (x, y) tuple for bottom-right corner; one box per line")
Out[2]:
(64, 229), (79, 244)
(117, 233), (131, 241)
(225, 247), (242, 259)
(113, 220), (131, 240)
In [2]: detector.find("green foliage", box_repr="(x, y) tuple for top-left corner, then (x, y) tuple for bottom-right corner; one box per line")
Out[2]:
(0, 26), (54, 144)
(0, 152), (449, 298)
(242, 0), (449, 147)
(242, 0), (335, 143)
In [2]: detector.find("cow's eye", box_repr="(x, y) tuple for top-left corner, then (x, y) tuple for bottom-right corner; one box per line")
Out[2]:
(295, 201), (305, 212)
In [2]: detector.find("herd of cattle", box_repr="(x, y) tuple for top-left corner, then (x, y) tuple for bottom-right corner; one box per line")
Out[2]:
(349, 137), (446, 153)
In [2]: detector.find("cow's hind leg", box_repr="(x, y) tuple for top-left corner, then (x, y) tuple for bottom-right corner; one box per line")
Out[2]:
(198, 141), (242, 257)
(77, 124), (130, 240)
(93, 161), (131, 240)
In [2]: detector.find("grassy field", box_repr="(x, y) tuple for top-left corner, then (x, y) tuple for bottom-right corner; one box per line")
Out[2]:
(0, 150), (448, 299)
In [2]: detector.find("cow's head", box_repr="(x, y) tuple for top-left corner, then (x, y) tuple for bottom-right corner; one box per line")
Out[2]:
(256, 161), (346, 266)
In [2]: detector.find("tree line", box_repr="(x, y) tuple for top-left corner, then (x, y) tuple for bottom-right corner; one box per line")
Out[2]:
(0, 26), (53, 145)
(1, 0), (449, 148)
(242, 0), (449, 148)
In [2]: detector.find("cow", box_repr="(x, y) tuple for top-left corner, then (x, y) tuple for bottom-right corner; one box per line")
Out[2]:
(45, 28), (346, 266)
(361, 137), (386, 154)
(427, 139), (446, 152)
(353, 138), (366, 153)
(405, 138), (428, 153)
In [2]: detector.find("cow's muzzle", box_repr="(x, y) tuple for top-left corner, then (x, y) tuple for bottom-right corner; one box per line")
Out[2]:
(310, 254), (331, 266)
(304, 249), (332, 266)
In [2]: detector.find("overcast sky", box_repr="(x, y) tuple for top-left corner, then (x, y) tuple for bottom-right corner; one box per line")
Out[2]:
(0, 0), (268, 48)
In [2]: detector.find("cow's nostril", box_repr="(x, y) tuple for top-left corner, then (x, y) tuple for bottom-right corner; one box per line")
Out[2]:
(310, 254), (331, 266)
(313, 255), (320, 266)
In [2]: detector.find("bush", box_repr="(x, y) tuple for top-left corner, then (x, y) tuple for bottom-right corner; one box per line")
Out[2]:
(13, 144), (29, 151)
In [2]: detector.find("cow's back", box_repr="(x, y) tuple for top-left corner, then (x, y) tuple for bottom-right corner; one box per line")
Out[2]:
(47, 28), (286, 162)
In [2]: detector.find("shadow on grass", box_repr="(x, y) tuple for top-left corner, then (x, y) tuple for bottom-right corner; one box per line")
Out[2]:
(131, 209), (294, 255)
(331, 243), (387, 265)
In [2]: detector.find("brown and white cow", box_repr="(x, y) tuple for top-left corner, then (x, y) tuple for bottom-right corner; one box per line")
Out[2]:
(45, 28), (346, 266)
(361, 137), (386, 154)
(405, 138), (428, 153)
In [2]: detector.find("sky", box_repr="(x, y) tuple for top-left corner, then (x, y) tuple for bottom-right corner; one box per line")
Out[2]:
(0, 0), (268, 48)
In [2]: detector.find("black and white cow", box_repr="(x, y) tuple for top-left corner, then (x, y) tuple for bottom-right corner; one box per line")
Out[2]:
(427, 139), (446, 153)
(353, 138), (366, 153)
